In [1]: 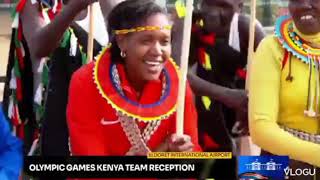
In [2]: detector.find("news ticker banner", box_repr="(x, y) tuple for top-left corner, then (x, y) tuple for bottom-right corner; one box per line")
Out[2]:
(147, 152), (232, 159)
(24, 152), (234, 179)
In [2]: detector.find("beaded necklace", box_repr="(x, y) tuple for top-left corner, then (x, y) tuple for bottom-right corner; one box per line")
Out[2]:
(93, 46), (180, 154)
(275, 15), (320, 117)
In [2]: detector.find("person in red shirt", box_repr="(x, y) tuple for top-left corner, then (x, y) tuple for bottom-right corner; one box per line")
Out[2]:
(67, 0), (201, 156)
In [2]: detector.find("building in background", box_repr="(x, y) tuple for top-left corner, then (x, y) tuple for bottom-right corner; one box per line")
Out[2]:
(0, 0), (15, 8)
(166, 0), (288, 30)
(0, 0), (13, 102)
(244, 0), (288, 27)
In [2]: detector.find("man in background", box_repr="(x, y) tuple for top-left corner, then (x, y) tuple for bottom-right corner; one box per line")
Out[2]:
(172, 0), (265, 178)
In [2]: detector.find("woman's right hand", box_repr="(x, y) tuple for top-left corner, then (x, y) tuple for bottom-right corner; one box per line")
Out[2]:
(155, 134), (194, 152)
(168, 134), (194, 152)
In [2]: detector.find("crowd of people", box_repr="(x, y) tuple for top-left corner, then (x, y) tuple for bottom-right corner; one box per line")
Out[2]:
(0, 0), (319, 179)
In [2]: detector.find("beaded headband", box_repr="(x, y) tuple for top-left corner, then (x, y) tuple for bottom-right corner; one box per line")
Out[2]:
(114, 25), (172, 35)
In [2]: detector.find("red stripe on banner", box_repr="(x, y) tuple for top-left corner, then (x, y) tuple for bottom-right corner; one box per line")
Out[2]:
(12, 105), (20, 126)
(203, 133), (219, 150)
(198, 48), (206, 66)
(48, 10), (55, 20)
(236, 68), (247, 80)
(16, 78), (23, 101)
(16, 0), (27, 12)
(33, 128), (40, 140)
(16, 48), (25, 70)
(200, 33), (215, 46)
(191, 24), (200, 33)
(56, 1), (63, 13)
(18, 21), (23, 41)
(17, 125), (25, 140)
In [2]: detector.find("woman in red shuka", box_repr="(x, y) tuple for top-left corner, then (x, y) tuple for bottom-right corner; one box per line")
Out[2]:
(67, 0), (201, 156)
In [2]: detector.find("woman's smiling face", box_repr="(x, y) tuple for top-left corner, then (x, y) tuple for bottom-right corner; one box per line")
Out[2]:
(118, 13), (172, 81)
(289, 0), (320, 35)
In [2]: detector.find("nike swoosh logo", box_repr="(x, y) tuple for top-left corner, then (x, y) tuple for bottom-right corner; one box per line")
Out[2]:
(100, 118), (120, 126)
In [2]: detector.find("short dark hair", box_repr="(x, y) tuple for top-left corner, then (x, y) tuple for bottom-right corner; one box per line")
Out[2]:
(107, 0), (169, 63)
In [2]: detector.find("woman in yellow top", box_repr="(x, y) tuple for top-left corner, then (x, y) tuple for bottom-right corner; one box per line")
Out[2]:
(249, 0), (320, 170)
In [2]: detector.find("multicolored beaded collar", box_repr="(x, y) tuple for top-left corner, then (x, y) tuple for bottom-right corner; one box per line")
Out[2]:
(93, 45), (180, 122)
(275, 15), (320, 118)
(275, 15), (320, 64)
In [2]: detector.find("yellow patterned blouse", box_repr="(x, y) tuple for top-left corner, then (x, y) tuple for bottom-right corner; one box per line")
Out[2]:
(249, 23), (320, 167)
